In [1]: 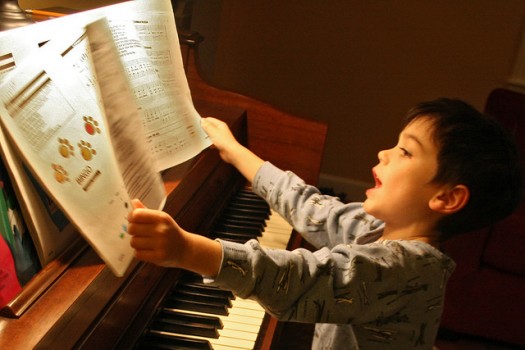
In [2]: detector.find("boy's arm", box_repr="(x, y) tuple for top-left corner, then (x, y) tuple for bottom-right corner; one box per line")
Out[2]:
(128, 118), (262, 277)
(201, 117), (264, 183)
(128, 199), (222, 277)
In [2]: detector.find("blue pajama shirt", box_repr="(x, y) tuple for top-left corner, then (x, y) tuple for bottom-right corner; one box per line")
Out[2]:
(206, 162), (455, 349)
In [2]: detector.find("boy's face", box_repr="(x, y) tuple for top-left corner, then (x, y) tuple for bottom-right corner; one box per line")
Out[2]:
(363, 117), (444, 229)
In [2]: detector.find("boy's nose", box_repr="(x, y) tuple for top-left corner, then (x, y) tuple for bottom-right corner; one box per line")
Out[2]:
(378, 149), (387, 163)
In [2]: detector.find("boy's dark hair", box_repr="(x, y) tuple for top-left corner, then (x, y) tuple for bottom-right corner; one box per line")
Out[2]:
(402, 98), (522, 239)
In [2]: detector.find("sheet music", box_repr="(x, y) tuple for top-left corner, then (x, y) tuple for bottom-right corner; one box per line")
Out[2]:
(0, 46), (135, 276)
(100, 1), (210, 170)
(0, 0), (210, 171)
(0, 0), (209, 276)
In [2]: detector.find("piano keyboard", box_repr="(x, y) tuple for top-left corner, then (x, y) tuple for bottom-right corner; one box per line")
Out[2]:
(136, 188), (293, 350)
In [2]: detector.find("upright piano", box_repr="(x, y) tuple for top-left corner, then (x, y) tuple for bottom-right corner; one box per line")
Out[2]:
(0, 31), (327, 350)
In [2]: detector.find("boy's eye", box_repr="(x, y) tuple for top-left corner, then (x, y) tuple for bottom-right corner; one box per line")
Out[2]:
(399, 147), (412, 157)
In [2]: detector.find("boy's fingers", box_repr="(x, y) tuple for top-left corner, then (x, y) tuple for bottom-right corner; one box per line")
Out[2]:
(129, 235), (155, 249)
(132, 198), (145, 209)
(127, 221), (155, 237)
(200, 117), (211, 127)
(128, 200), (163, 223)
(201, 116), (219, 125)
(133, 250), (166, 264)
(201, 117), (225, 131)
(201, 117), (213, 132)
(128, 199), (146, 221)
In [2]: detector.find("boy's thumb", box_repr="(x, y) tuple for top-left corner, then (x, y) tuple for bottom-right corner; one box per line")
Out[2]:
(132, 198), (146, 209)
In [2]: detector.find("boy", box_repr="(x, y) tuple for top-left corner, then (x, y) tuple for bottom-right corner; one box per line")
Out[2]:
(128, 98), (521, 349)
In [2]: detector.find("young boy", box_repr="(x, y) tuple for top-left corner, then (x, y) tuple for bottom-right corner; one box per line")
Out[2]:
(128, 98), (521, 349)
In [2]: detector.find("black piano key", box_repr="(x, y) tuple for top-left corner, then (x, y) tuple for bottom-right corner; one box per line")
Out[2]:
(220, 207), (269, 222)
(151, 316), (220, 339)
(229, 197), (269, 210)
(235, 189), (267, 201)
(228, 203), (269, 215)
(215, 209), (269, 230)
(173, 287), (233, 308)
(177, 284), (234, 302)
(214, 222), (263, 236)
(160, 308), (223, 329)
(163, 295), (229, 316)
(213, 230), (258, 243)
(168, 290), (227, 307)
(220, 210), (267, 220)
(216, 215), (266, 229)
(179, 285), (235, 300)
(179, 276), (236, 299)
(140, 332), (212, 350)
(179, 273), (208, 285)
(220, 208), (268, 223)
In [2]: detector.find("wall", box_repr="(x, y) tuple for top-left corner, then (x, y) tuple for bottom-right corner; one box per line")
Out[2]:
(191, 1), (525, 199)
(19, 0), (525, 199)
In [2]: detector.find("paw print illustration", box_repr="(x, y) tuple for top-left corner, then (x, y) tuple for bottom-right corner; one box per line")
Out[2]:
(120, 223), (128, 239)
(52, 164), (69, 183)
(78, 140), (97, 161)
(83, 116), (101, 135)
(58, 138), (74, 158)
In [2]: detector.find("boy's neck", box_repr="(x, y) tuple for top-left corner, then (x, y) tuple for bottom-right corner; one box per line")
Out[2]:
(379, 226), (440, 247)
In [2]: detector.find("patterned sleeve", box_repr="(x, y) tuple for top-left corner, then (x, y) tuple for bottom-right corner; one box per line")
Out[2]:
(252, 162), (383, 248)
(208, 238), (453, 326)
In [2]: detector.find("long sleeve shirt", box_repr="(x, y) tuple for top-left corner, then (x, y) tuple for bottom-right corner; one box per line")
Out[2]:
(207, 162), (455, 349)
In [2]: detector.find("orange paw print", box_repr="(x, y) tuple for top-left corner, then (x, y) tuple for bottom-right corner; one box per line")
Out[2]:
(78, 140), (96, 161)
(58, 138), (74, 158)
(83, 116), (101, 135)
(52, 163), (69, 183)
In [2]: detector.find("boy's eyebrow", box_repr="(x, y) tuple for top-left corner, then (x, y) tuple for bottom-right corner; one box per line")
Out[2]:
(400, 131), (425, 150)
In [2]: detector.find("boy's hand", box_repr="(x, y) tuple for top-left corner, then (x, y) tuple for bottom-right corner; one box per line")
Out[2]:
(200, 117), (242, 165)
(128, 199), (185, 267)
(201, 117), (265, 183)
(128, 199), (222, 276)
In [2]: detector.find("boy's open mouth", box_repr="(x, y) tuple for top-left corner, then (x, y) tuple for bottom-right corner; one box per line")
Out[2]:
(373, 170), (382, 188)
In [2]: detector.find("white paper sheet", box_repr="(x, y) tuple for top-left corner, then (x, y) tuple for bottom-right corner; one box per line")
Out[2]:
(0, 0), (210, 276)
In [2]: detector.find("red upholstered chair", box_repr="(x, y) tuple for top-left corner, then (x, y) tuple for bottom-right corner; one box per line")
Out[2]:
(439, 88), (525, 347)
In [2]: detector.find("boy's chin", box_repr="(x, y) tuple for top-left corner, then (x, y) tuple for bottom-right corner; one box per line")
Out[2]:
(362, 199), (373, 214)
(362, 198), (382, 218)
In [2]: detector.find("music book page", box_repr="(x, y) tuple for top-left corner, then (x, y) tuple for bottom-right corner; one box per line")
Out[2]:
(0, 0), (210, 276)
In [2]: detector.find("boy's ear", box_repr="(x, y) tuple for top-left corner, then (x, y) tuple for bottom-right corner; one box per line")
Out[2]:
(429, 185), (470, 214)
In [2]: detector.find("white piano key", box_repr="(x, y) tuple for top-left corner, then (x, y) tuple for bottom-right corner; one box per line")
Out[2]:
(168, 307), (263, 327)
(258, 209), (293, 249)
(220, 319), (260, 334)
(150, 329), (255, 349)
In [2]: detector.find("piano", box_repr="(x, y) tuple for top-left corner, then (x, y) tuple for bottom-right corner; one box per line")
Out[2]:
(0, 30), (327, 349)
